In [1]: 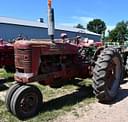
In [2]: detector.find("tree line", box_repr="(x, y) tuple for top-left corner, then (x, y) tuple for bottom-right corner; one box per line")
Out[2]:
(75, 19), (128, 43)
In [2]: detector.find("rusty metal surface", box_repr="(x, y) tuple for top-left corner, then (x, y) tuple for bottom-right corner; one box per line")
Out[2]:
(14, 39), (96, 85)
(0, 41), (14, 67)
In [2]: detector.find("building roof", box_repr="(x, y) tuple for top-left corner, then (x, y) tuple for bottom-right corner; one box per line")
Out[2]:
(0, 16), (100, 36)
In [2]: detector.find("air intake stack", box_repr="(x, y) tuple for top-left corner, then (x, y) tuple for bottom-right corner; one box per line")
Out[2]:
(48, 0), (55, 42)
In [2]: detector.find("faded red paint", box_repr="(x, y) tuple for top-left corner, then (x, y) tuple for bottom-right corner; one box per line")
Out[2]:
(0, 41), (14, 67)
(14, 39), (96, 85)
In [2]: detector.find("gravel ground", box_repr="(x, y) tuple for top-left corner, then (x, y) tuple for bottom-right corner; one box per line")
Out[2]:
(0, 82), (128, 122)
(54, 82), (128, 122)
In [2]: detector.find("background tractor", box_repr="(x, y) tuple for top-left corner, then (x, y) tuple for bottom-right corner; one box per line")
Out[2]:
(0, 39), (14, 77)
(0, 39), (14, 71)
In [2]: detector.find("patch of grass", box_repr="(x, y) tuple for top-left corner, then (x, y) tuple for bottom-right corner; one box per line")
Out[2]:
(0, 78), (95, 122)
(0, 68), (13, 78)
(0, 100), (4, 106)
(0, 69), (14, 91)
(0, 68), (14, 85)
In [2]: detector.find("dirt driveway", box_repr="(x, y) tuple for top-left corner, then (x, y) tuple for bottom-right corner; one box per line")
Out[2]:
(54, 82), (128, 122)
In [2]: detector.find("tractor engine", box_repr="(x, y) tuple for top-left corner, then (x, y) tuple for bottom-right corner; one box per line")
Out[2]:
(38, 55), (73, 74)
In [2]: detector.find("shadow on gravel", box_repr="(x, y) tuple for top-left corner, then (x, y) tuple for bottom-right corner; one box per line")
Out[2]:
(114, 88), (128, 103)
(0, 84), (8, 91)
(41, 82), (94, 112)
(100, 87), (128, 105)
(0, 76), (14, 91)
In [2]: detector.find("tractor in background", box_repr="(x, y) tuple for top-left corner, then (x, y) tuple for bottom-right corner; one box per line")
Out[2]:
(0, 36), (25, 84)
(0, 39), (14, 85)
(0, 38), (14, 72)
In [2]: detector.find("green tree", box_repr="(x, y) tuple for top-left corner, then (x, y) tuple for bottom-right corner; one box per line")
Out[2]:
(109, 21), (128, 43)
(87, 19), (106, 34)
(75, 24), (85, 29)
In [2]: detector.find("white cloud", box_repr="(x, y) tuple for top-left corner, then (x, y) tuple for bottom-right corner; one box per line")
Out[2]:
(58, 22), (77, 27)
(72, 16), (94, 25)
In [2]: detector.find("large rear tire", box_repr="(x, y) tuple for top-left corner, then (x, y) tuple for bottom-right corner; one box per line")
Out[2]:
(92, 48), (123, 102)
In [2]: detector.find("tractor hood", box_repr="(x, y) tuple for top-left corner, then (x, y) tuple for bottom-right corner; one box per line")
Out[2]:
(14, 39), (78, 55)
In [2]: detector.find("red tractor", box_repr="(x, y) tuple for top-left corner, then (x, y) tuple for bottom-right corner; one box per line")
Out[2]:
(5, 0), (124, 120)
(5, 38), (123, 119)
(5, 37), (110, 118)
(0, 39), (14, 72)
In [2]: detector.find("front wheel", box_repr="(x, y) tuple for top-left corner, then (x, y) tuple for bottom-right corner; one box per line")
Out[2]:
(5, 83), (21, 112)
(92, 48), (123, 102)
(10, 85), (42, 120)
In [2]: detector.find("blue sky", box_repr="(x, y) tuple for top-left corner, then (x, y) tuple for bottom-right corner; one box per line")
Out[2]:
(0, 0), (128, 31)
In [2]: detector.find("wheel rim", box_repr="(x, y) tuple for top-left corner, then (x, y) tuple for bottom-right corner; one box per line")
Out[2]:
(106, 56), (121, 97)
(19, 92), (38, 114)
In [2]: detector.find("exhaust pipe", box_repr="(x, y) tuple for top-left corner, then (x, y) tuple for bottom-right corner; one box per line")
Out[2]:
(48, 0), (55, 42)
